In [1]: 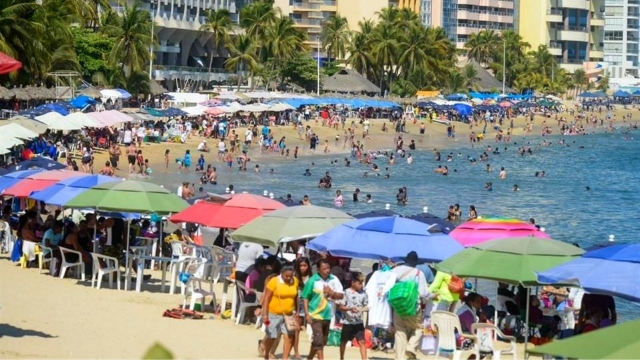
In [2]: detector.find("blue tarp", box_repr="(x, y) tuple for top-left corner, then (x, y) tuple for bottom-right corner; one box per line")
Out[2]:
(69, 95), (97, 109)
(446, 93), (467, 101)
(36, 103), (69, 116)
(19, 108), (49, 119)
(452, 103), (472, 116)
(164, 107), (188, 117)
(633, 90), (640, 95)
(613, 90), (631, 98)
(280, 98), (400, 109)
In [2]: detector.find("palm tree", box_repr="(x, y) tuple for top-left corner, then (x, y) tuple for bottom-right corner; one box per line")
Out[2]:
(200, 8), (233, 82)
(461, 63), (479, 89)
(370, 20), (399, 93)
(398, 24), (428, 78)
(572, 68), (587, 96)
(321, 14), (349, 62)
(346, 31), (373, 77)
(465, 29), (500, 66)
(239, 0), (276, 61)
(264, 16), (307, 85)
(101, 0), (153, 74)
(529, 44), (556, 78)
(225, 34), (258, 89)
(443, 70), (466, 94)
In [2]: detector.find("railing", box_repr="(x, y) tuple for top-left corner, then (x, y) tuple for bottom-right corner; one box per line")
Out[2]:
(563, 25), (587, 32)
(323, 0), (337, 6)
(155, 65), (232, 74)
(292, 18), (321, 26)
(457, 8), (514, 16)
(292, 2), (322, 9)
(629, 24), (640, 28)
(561, 59), (585, 64)
(548, 42), (562, 48)
(455, 22), (513, 30)
(629, 12), (640, 17)
(547, 9), (563, 15)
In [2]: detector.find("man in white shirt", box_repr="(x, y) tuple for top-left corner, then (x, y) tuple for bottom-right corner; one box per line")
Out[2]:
(197, 140), (209, 152)
(392, 251), (434, 360)
(235, 242), (264, 282)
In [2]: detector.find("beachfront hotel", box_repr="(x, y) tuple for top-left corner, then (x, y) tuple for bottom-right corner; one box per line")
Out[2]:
(419, 0), (516, 49)
(602, 0), (640, 88)
(516, 0), (605, 72)
(112, 0), (241, 86)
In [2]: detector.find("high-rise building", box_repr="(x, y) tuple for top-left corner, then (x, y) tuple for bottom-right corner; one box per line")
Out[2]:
(603, 0), (640, 80)
(116, 0), (241, 87)
(420, 0), (515, 49)
(517, 0), (605, 72)
(273, 0), (393, 59)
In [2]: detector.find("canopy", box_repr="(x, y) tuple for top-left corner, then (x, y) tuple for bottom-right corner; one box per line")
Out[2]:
(537, 243), (640, 302)
(449, 217), (550, 247)
(87, 110), (134, 126)
(30, 174), (121, 206)
(5, 116), (48, 134)
(170, 193), (284, 229)
(308, 216), (464, 263)
(452, 103), (472, 116)
(527, 320), (640, 359)
(0, 169), (44, 191)
(268, 103), (295, 112)
(0, 52), (22, 74)
(64, 180), (189, 215)
(2, 170), (85, 198)
(0, 122), (39, 140)
(406, 212), (456, 234)
(36, 103), (70, 116)
(352, 210), (398, 219)
(613, 90), (631, 98)
(65, 112), (100, 128)
(435, 237), (584, 286)
(69, 95), (97, 109)
(180, 105), (208, 116)
(205, 107), (225, 116)
(5, 157), (65, 173)
(230, 205), (354, 247)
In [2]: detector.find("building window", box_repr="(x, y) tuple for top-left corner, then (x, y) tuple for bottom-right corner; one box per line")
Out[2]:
(605, 18), (623, 27)
(604, 31), (623, 40)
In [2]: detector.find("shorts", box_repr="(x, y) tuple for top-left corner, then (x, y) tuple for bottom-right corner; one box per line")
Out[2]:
(341, 323), (365, 343)
(311, 320), (331, 350)
(265, 314), (294, 339)
(128, 155), (136, 165)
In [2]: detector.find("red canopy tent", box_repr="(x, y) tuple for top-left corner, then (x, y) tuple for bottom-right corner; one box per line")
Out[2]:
(0, 52), (22, 75)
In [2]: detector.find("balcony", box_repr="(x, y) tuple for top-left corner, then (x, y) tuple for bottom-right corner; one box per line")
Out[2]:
(292, 18), (322, 27)
(292, 2), (322, 11)
(556, 27), (589, 42)
(629, 11), (640, 18)
(548, 43), (562, 56)
(590, 50), (604, 58)
(456, 0), (514, 9)
(556, 0), (589, 10)
(590, 17), (605, 27)
(546, 9), (563, 23)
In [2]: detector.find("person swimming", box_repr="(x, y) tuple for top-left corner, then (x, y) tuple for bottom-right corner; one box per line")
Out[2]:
(303, 169), (311, 176)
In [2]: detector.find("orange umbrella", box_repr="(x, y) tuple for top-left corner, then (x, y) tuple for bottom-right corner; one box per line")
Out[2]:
(2, 171), (86, 198)
(170, 193), (285, 229)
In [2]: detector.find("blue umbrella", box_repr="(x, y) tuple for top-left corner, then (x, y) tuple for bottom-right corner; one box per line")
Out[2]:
(537, 244), (640, 302)
(452, 103), (472, 116)
(406, 212), (456, 234)
(30, 174), (120, 206)
(0, 168), (8, 176)
(36, 103), (70, 116)
(115, 89), (132, 99)
(5, 157), (66, 173)
(0, 169), (44, 191)
(307, 216), (464, 262)
(69, 95), (97, 109)
(352, 210), (399, 219)
(164, 107), (188, 117)
(19, 108), (49, 118)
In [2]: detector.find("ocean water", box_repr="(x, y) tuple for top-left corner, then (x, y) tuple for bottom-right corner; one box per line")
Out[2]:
(153, 130), (640, 318)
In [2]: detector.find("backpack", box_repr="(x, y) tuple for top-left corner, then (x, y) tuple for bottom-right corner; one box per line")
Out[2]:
(387, 269), (419, 318)
(185, 222), (198, 234)
(448, 275), (465, 295)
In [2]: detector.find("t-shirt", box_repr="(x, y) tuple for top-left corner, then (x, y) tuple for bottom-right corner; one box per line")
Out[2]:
(302, 273), (344, 321)
(364, 270), (397, 329)
(236, 243), (264, 272)
(337, 288), (368, 324)
(197, 142), (207, 151)
(265, 275), (299, 315)
(41, 229), (62, 255)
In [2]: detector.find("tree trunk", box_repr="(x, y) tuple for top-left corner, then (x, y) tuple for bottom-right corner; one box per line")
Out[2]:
(207, 31), (216, 86)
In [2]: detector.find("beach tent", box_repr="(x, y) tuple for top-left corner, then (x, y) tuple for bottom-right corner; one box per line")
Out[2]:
(613, 90), (631, 98)
(452, 103), (472, 116)
(633, 90), (640, 96)
(69, 95), (97, 109)
(446, 93), (467, 101)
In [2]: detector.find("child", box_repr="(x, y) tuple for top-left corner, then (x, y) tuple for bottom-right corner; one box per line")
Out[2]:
(144, 159), (152, 176)
(183, 150), (192, 172)
(196, 154), (205, 172)
(293, 146), (299, 160)
(337, 273), (368, 360)
(164, 149), (170, 172)
(225, 150), (233, 170)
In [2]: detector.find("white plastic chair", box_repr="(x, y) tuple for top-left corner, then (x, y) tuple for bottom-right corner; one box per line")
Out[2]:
(211, 245), (235, 284)
(39, 245), (54, 274)
(169, 241), (195, 294)
(235, 281), (261, 325)
(59, 247), (85, 281)
(91, 253), (121, 290)
(181, 258), (217, 311)
(471, 323), (517, 360)
(431, 310), (476, 360)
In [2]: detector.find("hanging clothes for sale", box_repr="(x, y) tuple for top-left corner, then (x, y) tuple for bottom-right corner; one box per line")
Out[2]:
(364, 267), (397, 329)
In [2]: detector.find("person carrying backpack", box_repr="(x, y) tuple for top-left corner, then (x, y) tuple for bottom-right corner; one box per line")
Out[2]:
(389, 251), (436, 360)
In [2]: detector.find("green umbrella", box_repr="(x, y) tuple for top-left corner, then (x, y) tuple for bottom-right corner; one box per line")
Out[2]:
(527, 320), (640, 359)
(230, 205), (353, 247)
(435, 237), (584, 286)
(64, 180), (188, 215)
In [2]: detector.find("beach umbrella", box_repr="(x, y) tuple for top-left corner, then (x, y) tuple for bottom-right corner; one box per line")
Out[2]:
(65, 112), (100, 128)
(0, 122), (39, 140)
(0, 131), (26, 149)
(65, 180), (188, 215)
(230, 205), (354, 247)
(144, 108), (166, 117)
(205, 107), (225, 116)
(498, 100), (513, 108)
(435, 237), (584, 286)
(2, 170), (85, 198)
(6, 116), (48, 134)
(352, 209), (399, 219)
(527, 320), (640, 359)
(449, 217), (549, 247)
(0, 52), (22, 74)
(170, 193), (285, 230)
(537, 244), (640, 302)
(36, 103), (70, 116)
(268, 102), (295, 112)
(406, 212), (456, 234)
(69, 95), (97, 109)
(308, 216), (464, 263)
(0, 169), (44, 191)
(164, 107), (188, 117)
(78, 87), (102, 98)
(0, 168), (7, 176)
(5, 157), (66, 173)
(30, 174), (121, 206)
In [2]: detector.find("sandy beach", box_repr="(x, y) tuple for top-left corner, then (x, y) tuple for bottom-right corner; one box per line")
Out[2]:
(0, 254), (528, 359)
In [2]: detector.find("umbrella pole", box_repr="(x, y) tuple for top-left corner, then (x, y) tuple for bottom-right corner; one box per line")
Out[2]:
(525, 287), (530, 354)
(125, 220), (131, 290)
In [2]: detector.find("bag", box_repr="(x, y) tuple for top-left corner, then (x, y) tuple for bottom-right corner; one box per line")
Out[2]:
(448, 275), (464, 294)
(11, 238), (23, 262)
(327, 329), (341, 347)
(283, 314), (298, 332)
(388, 269), (419, 318)
(185, 222), (199, 234)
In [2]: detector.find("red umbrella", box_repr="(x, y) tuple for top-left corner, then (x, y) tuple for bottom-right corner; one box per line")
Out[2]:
(0, 52), (22, 75)
(2, 171), (86, 198)
(170, 193), (285, 229)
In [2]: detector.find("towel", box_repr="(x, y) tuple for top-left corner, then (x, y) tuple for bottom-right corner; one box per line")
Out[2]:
(22, 240), (37, 261)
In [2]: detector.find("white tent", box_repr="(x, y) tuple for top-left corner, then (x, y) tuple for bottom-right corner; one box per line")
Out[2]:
(166, 92), (208, 104)
(242, 103), (270, 112)
(0, 123), (40, 139)
(65, 112), (101, 128)
(35, 112), (63, 124)
(0, 132), (26, 148)
(268, 103), (295, 112)
(180, 105), (208, 116)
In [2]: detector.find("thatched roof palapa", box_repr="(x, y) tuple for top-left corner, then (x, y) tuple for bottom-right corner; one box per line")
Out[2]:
(149, 81), (167, 95)
(321, 69), (381, 94)
(9, 86), (31, 100)
(467, 60), (514, 93)
(78, 86), (102, 98)
(0, 86), (10, 99)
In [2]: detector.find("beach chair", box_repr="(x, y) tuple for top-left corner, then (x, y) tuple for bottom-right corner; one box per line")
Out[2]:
(431, 311), (476, 360)
(59, 247), (85, 281)
(211, 245), (235, 284)
(471, 323), (517, 360)
(91, 253), (121, 290)
(182, 258), (216, 311)
(235, 282), (261, 325)
(38, 245), (55, 275)
(169, 241), (194, 294)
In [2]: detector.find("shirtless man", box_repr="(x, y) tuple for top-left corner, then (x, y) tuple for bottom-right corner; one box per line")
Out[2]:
(127, 143), (137, 174)
(181, 183), (193, 200)
(208, 167), (218, 185)
(499, 167), (507, 179)
(99, 161), (114, 176)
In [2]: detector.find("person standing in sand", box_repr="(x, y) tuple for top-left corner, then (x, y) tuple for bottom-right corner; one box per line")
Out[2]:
(127, 143), (137, 174)
(108, 143), (121, 170)
(164, 149), (170, 172)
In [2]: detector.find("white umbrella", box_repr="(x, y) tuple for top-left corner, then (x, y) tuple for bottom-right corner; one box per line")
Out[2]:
(181, 105), (208, 116)
(268, 103), (295, 112)
(100, 89), (122, 98)
(0, 122), (40, 139)
(214, 93), (241, 100)
(0, 132), (26, 148)
(242, 103), (270, 112)
(35, 111), (63, 123)
(226, 102), (244, 112)
(66, 112), (101, 128)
